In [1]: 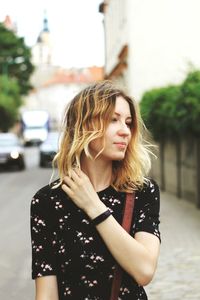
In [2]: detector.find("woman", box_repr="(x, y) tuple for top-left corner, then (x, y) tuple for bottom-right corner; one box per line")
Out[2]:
(30, 80), (161, 300)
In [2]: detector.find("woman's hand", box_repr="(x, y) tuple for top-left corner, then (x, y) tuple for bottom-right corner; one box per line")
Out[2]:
(61, 169), (106, 219)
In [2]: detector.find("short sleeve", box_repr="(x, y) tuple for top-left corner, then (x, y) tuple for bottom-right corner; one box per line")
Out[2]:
(30, 189), (57, 279)
(134, 180), (161, 242)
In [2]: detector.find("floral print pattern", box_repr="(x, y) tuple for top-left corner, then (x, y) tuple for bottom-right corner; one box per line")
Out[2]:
(30, 179), (160, 300)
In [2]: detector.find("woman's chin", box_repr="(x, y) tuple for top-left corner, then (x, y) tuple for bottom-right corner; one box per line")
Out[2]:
(112, 153), (125, 161)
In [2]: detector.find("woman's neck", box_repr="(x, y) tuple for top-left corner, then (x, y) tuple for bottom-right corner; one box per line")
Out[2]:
(81, 155), (112, 192)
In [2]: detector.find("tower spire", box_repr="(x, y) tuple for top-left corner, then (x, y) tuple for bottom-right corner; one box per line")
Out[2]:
(43, 10), (49, 32)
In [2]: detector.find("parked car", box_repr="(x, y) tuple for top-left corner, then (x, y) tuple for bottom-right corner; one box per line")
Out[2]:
(0, 133), (25, 170)
(39, 131), (60, 167)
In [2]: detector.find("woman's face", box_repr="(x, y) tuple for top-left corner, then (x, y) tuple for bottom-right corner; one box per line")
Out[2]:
(89, 96), (132, 161)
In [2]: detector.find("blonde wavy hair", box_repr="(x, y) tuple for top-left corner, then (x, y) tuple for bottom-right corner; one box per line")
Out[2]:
(52, 80), (154, 192)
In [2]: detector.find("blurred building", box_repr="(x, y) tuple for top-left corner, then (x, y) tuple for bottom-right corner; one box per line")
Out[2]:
(22, 15), (104, 129)
(100, 0), (200, 101)
(25, 66), (104, 129)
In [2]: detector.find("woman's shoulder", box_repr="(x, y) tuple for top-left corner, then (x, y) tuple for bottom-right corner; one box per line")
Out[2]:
(143, 178), (159, 191)
(31, 179), (63, 222)
(32, 179), (62, 204)
(136, 178), (160, 202)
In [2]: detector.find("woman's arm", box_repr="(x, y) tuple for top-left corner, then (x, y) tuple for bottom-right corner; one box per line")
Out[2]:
(62, 169), (160, 286)
(94, 216), (160, 286)
(35, 275), (59, 300)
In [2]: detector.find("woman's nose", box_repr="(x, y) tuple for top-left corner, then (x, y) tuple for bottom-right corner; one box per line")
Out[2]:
(118, 123), (130, 136)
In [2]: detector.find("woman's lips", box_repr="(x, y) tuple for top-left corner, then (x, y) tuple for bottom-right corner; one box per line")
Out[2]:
(114, 142), (127, 149)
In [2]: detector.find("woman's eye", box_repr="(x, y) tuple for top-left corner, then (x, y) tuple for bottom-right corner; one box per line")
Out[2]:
(111, 118), (118, 122)
(126, 123), (132, 128)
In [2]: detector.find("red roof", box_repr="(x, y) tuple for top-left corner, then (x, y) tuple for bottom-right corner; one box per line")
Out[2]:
(42, 66), (104, 87)
(3, 15), (16, 32)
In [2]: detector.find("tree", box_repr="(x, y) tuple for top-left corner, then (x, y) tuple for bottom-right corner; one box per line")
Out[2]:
(0, 23), (34, 131)
(0, 75), (22, 131)
(0, 23), (34, 95)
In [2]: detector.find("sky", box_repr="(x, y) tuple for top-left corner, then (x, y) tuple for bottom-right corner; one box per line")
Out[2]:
(0, 0), (105, 68)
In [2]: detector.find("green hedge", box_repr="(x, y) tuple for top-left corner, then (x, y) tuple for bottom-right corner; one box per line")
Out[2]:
(140, 70), (200, 140)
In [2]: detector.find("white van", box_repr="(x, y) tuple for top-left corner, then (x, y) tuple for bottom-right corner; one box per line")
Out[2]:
(21, 110), (50, 145)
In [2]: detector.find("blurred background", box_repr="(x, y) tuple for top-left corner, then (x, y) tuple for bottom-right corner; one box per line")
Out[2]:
(0, 0), (200, 299)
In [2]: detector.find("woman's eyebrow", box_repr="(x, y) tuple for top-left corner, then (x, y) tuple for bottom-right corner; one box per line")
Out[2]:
(114, 112), (132, 119)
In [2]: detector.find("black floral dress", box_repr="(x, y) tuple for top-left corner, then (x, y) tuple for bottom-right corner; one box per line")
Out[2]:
(30, 179), (161, 300)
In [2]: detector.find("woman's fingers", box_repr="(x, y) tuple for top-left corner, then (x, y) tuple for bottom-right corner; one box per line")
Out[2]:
(63, 175), (76, 189)
(62, 175), (77, 198)
(73, 167), (81, 175)
(71, 169), (81, 182)
(62, 169), (83, 193)
(61, 183), (75, 198)
(61, 168), (102, 212)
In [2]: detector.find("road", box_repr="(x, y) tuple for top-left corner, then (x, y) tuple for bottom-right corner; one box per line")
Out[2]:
(0, 147), (52, 300)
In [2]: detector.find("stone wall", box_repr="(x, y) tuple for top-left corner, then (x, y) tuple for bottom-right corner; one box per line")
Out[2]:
(150, 138), (200, 208)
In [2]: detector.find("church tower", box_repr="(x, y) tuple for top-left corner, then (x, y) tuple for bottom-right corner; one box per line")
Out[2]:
(32, 13), (52, 66)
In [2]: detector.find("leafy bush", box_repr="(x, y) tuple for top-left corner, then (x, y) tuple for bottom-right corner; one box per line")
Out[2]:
(140, 70), (200, 140)
(140, 85), (181, 140)
(179, 70), (200, 135)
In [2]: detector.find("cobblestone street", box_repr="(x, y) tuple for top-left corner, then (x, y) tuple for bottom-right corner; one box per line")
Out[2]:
(145, 191), (200, 300)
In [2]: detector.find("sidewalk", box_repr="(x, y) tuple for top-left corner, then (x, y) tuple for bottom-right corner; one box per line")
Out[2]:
(145, 191), (200, 300)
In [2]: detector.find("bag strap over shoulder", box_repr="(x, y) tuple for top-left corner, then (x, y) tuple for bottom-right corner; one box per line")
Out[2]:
(122, 193), (135, 231)
(109, 192), (135, 300)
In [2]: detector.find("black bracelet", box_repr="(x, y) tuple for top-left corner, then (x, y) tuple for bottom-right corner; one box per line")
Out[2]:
(91, 209), (112, 226)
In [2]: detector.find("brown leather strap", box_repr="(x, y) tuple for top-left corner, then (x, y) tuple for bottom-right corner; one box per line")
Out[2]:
(109, 193), (135, 300)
